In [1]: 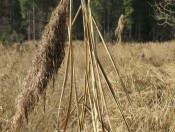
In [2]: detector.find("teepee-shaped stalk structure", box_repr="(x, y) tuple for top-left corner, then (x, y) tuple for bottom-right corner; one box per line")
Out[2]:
(57, 0), (132, 131)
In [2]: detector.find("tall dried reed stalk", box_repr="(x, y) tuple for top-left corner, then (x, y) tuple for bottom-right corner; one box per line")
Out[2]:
(57, 1), (131, 131)
(9, 0), (68, 131)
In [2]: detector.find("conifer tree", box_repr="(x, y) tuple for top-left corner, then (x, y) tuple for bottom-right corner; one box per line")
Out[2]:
(123, 0), (133, 39)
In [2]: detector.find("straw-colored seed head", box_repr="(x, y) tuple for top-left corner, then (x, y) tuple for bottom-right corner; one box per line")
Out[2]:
(115, 14), (124, 45)
(10, 1), (68, 131)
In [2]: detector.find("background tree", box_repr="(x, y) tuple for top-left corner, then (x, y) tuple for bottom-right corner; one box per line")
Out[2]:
(123, 0), (133, 39)
(91, 0), (123, 41)
(0, 0), (21, 42)
(154, 0), (175, 27)
(0, 0), (174, 43)
(152, 0), (175, 40)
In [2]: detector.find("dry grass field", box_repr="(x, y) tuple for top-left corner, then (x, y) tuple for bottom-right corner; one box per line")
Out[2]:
(1, 40), (175, 131)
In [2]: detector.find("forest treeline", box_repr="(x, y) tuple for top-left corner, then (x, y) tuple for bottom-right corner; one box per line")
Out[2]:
(0, 0), (174, 43)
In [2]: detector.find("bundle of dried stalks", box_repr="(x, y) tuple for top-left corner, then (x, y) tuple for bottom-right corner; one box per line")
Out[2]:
(55, 0), (131, 131)
(115, 14), (124, 46)
(9, 0), (68, 131)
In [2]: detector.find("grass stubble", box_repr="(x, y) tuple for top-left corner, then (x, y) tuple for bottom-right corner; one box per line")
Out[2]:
(1, 40), (175, 131)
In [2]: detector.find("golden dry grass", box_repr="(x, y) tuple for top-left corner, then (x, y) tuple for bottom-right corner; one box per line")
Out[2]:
(1, 40), (175, 131)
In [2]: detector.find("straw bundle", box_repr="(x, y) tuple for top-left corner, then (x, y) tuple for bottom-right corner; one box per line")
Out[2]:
(10, 0), (68, 131)
(115, 14), (124, 45)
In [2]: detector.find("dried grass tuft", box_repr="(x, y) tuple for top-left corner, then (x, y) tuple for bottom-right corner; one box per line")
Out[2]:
(9, 0), (68, 131)
(115, 14), (124, 46)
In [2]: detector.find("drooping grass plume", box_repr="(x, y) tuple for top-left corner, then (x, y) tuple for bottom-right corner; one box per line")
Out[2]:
(9, 0), (68, 131)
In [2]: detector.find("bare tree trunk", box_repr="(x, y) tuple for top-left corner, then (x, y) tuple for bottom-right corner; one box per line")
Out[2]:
(138, 24), (141, 40)
(27, 0), (31, 40)
(129, 29), (132, 40)
(33, 2), (36, 40)
(153, 27), (155, 41)
(107, 1), (110, 40)
(103, 8), (106, 37)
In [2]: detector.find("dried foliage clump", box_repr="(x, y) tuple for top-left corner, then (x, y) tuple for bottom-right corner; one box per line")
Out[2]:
(115, 14), (124, 45)
(10, 0), (68, 131)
